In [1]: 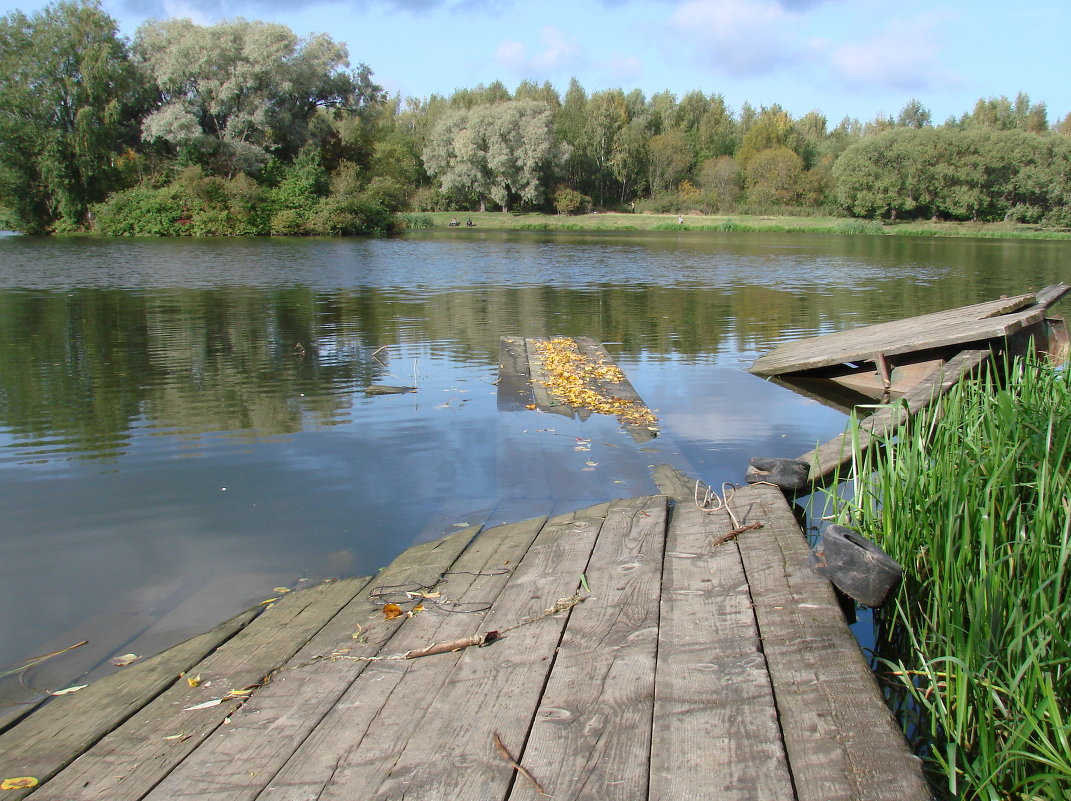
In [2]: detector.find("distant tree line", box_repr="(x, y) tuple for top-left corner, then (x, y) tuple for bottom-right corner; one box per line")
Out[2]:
(3, 0), (1071, 235)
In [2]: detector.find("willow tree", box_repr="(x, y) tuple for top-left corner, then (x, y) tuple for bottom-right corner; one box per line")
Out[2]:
(0, 0), (142, 231)
(422, 100), (567, 212)
(134, 17), (381, 176)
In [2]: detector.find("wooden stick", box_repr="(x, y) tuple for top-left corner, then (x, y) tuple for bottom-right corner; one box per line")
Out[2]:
(402, 631), (500, 659)
(712, 522), (763, 548)
(493, 732), (546, 795)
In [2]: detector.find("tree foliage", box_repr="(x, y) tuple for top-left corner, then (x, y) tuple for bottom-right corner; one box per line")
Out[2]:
(422, 100), (566, 212)
(134, 17), (380, 175)
(0, 0), (142, 231)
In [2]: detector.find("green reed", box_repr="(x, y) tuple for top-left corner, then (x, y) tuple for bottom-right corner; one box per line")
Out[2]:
(828, 356), (1071, 800)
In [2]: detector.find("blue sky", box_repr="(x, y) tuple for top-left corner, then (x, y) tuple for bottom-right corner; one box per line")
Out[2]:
(6, 0), (1069, 125)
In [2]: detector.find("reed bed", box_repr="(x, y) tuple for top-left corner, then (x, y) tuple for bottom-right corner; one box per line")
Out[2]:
(828, 356), (1071, 800)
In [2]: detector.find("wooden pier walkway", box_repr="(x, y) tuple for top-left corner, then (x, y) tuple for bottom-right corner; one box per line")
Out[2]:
(0, 481), (931, 801)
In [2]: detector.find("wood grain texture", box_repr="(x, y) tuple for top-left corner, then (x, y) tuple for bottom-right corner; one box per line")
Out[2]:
(30, 577), (373, 801)
(732, 484), (932, 801)
(0, 608), (259, 801)
(749, 293), (1035, 376)
(364, 501), (613, 801)
(509, 495), (667, 801)
(650, 501), (795, 801)
(137, 525), (482, 801)
(250, 515), (549, 801)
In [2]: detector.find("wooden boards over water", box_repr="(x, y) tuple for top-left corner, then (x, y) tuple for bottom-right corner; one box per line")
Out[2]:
(499, 335), (658, 441)
(748, 285), (1069, 490)
(2, 485), (932, 801)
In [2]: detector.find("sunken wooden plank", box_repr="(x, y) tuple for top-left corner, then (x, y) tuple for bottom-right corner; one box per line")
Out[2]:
(247, 514), (550, 801)
(138, 524), (483, 801)
(750, 292), (1038, 376)
(364, 501), (613, 801)
(801, 349), (990, 484)
(575, 337), (657, 442)
(525, 336), (574, 418)
(0, 607), (259, 801)
(650, 499), (795, 801)
(732, 484), (932, 801)
(29, 577), (374, 801)
(509, 495), (667, 800)
(650, 463), (703, 503)
(498, 335), (535, 410)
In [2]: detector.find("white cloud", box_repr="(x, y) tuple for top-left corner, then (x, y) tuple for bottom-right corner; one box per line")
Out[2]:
(831, 13), (962, 92)
(600, 53), (644, 84)
(667, 0), (799, 77)
(494, 25), (584, 78)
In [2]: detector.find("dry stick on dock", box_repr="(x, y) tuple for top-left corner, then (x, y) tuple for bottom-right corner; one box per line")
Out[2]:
(493, 731), (547, 795)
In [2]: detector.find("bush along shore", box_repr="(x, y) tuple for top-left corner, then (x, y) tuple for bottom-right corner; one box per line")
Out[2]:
(826, 356), (1071, 800)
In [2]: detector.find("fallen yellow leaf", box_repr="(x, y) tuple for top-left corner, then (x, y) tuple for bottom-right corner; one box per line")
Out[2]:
(186, 675), (202, 687)
(110, 654), (139, 667)
(1, 777), (38, 790)
(383, 603), (404, 620)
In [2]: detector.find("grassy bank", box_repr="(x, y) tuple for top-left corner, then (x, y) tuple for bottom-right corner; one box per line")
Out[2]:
(400, 211), (1071, 240)
(827, 357), (1071, 800)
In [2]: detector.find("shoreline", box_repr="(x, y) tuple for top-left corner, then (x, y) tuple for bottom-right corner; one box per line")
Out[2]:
(404, 210), (1071, 241)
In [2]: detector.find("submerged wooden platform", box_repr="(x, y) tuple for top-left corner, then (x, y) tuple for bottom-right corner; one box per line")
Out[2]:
(499, 336), (658, 441)
(0, 482), (931, 801)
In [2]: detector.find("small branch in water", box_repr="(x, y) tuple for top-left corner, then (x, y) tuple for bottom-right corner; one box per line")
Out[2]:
(493, 732), (547, 795)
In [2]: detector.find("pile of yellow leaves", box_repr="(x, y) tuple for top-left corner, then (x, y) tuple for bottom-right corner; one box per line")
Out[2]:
(532, 338), (658, 429)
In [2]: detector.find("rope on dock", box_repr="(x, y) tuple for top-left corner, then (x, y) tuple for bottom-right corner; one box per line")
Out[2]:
(694, 481), (765, 546)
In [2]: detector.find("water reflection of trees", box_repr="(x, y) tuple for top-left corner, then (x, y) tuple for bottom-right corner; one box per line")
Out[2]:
(1, 262), (1066, 457)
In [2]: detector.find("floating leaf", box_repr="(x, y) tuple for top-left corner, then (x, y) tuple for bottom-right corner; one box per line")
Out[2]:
(110, 654), (139, 667)
(1, 777), (39, 790)
(524, 404), (537, 410)
(50, 684), (88, 696)
(383, 603), (404, 620)
(272, 587), (291, 594)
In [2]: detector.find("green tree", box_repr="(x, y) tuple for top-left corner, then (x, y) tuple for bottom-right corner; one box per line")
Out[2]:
(0, 0), (143, 231)
(744, 146), (803, 206)
(422, 100), (565, 212)
(134, 17), (381, 176)
(698, 155), (742, 209)
(647, 129), (692, 197)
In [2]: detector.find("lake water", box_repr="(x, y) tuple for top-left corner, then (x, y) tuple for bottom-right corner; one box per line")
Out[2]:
(1, 230), (1068, 704)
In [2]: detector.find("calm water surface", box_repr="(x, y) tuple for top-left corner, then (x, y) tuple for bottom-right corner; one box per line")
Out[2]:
(1, 230), (1068, 703)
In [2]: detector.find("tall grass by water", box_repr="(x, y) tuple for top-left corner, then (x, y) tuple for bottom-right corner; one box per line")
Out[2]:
(830, 357), (1071, 800)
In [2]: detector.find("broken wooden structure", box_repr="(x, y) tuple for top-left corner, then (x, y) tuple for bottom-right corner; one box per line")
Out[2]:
(499, 335), (658, 441)
(0, 481), (931, 801)
(748, 284), (1069, 489)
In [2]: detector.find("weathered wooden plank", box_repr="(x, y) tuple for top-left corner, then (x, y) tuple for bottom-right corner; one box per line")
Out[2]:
(750, 293), (1037, 376)
(0, 607), (260, 801)
(574, 337), (645, 403)
(498, 336), (535, 410)
(30, 577), (373, 801)
(137, 524), (482, 801)
(526, 336), (576, 418)
(362, 501), (613, 801)
(650, 463), (703, 503)
(249, 514), (550, 801)
(732, 484), (932, 801)
(508, 495), (667, 800)
(650, 501), (795, 801)
(801, 349), (990, 483)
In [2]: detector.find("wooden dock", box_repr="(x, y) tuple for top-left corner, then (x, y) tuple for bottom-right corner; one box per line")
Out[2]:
(0, 481), (931, 801)
(748, 285), (1069, 489)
